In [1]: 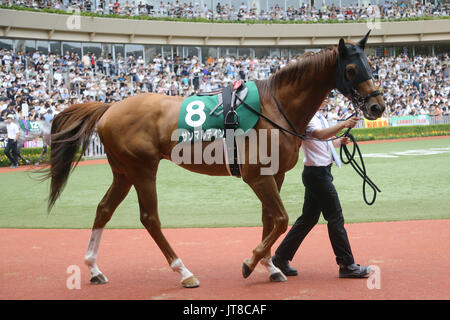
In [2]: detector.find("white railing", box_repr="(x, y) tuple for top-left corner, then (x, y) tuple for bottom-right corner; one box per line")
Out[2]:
(78, 115), (450, 159)
(83, 132), (106, 159)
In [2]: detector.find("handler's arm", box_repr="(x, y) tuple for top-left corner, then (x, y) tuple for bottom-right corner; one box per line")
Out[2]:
(310, 117), (360, 140)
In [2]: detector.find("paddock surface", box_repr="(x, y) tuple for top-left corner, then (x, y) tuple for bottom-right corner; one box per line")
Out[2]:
(1, 219), (449, 300)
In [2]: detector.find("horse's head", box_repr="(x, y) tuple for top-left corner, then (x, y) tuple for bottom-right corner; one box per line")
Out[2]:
(335, 30), (385, 120)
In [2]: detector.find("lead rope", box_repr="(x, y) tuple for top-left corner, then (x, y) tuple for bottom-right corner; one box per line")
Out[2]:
(339, 122), (381, 205)
(237, 94), (381, 205)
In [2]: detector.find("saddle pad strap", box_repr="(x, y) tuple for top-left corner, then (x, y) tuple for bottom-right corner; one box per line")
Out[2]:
(222, 85), (241, 177)
(222, 86), (233, 129)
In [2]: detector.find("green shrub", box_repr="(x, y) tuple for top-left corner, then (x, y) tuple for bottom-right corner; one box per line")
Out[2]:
(0, 147), (83, 167)
(347, 124), (450, 141)
(0, 147), (48, 167)
(1, 124), (449, 166)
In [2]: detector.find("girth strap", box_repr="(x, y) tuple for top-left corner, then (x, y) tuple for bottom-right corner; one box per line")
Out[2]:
(222, 85), (241, 177)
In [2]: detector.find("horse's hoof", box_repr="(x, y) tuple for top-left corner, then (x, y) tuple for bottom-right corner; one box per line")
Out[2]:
(182, 276), (200, 288)
(90, 273), (108, 285)
(270, 272), (287, 282)
(242, 261), (252, 279)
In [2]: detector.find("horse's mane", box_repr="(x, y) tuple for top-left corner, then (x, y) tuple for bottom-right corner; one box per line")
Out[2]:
(258, 45), (339, 95)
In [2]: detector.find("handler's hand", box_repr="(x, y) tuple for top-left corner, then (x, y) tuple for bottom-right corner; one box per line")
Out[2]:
(344, 117), (360, 129)
(340, 136), (351, 145)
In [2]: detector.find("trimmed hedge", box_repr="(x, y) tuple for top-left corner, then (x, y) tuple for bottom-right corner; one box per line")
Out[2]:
(0, 147), (49, 167)
(348, 124), (450, 141)
(1, 124), (449, 166)
(0, 147), (83, 167)
(1, 5), (449, 25)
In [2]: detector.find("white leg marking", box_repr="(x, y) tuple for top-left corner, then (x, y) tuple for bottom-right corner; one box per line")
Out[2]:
(170, 258), (194, 282)
(261, 257), (287, 281)
(84, 228), (105, 278)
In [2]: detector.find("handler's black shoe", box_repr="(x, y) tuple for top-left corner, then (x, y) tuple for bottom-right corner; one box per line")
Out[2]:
(339, 264), (372, 278)
(271, 255), (298, 276)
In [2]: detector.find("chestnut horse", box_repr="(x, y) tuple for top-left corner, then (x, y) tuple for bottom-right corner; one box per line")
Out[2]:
(44, 33), (385, 288)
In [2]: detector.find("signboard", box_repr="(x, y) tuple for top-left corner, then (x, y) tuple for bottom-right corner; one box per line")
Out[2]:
(24, 138), (44, 148)
(391, 115), (430, 126)
(364, 117), (389, 128)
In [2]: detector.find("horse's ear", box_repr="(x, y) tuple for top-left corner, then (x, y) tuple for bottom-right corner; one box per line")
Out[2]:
(338, 38), (346, 57)
(358, 29), (372, 49)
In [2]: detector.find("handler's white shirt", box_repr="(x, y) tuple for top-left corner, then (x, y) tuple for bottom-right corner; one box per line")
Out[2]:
(6, 121), (19, 140)
(301, 112), (334, 167)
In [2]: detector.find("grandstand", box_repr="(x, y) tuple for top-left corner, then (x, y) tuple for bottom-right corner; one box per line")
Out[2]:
(0, 0), (448, 127)
(2, 1), (450, 305)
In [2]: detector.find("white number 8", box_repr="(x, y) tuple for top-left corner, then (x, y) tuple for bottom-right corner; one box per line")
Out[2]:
(185, 100), (206, 128)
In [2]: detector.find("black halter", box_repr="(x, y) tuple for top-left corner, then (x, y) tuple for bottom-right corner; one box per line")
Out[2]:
(335, 43), (382, 113)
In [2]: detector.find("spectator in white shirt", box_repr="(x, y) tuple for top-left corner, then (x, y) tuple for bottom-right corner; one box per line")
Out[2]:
(4, 114), (20, 168)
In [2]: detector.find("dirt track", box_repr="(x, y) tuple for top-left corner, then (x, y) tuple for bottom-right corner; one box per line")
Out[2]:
(1, 136), (449, 300)
(1, 219), (449, 300)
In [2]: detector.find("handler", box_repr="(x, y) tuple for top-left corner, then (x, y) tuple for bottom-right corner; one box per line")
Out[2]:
(272, 106), (371, 278)
(4, 114), (20, 169)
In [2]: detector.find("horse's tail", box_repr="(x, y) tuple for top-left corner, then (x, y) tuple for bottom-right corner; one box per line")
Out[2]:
(44, 102), (111, 212)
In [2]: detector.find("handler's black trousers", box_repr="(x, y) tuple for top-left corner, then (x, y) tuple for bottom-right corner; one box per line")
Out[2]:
(275, 165), (355, 266)
(4, 138), (18, 166)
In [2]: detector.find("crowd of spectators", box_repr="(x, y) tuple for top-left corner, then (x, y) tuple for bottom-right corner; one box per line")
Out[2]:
(2, 0), (449, 22)
(1, 47), (448, 123)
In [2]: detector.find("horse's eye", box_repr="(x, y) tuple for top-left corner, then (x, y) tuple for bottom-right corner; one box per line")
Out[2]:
(345, 64), (357, 80)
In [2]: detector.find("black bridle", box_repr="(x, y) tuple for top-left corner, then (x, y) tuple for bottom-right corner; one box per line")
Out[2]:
(235, 56), (382, 205)
(335, 42), (383, 117)
(237, 92), (381, 206)
(348, 87), (383, 118)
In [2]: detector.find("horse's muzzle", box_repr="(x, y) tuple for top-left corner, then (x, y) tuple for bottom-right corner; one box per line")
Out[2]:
(364, 100), (385, 120)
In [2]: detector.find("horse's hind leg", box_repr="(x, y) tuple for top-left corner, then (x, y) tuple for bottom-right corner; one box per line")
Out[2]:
(84, 172), (132, 284)
(133, 167), (200, 288)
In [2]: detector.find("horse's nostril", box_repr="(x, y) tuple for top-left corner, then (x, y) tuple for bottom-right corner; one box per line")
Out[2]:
(370, 104), (379, 114)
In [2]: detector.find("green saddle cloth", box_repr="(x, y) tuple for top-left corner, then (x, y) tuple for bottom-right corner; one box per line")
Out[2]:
(177, 81), (260, 142)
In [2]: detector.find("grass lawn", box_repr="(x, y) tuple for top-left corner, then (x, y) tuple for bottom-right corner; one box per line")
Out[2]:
(0, 138), (449, 229)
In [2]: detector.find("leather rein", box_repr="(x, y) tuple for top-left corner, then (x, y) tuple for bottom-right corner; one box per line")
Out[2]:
(235, 89), (382, 206)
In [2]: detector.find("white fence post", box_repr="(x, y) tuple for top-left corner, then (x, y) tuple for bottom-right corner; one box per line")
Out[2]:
(83, 132), (106, 159)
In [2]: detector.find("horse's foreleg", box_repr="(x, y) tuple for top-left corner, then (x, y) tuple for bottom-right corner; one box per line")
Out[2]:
(134, 170), (200, 288)
(260, 173), (287, 282)
(84, 173), (132, 284)
(260, 173), (285, 257)
(16, 143), (29, 165)
(35, 145), (47, 165)
(259, 208), (287, 282)
(242, 175), (289, 279)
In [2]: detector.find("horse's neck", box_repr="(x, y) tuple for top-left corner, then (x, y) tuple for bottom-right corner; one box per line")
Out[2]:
(267, 50), (337, 134)
(36, 120), (51, 135)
